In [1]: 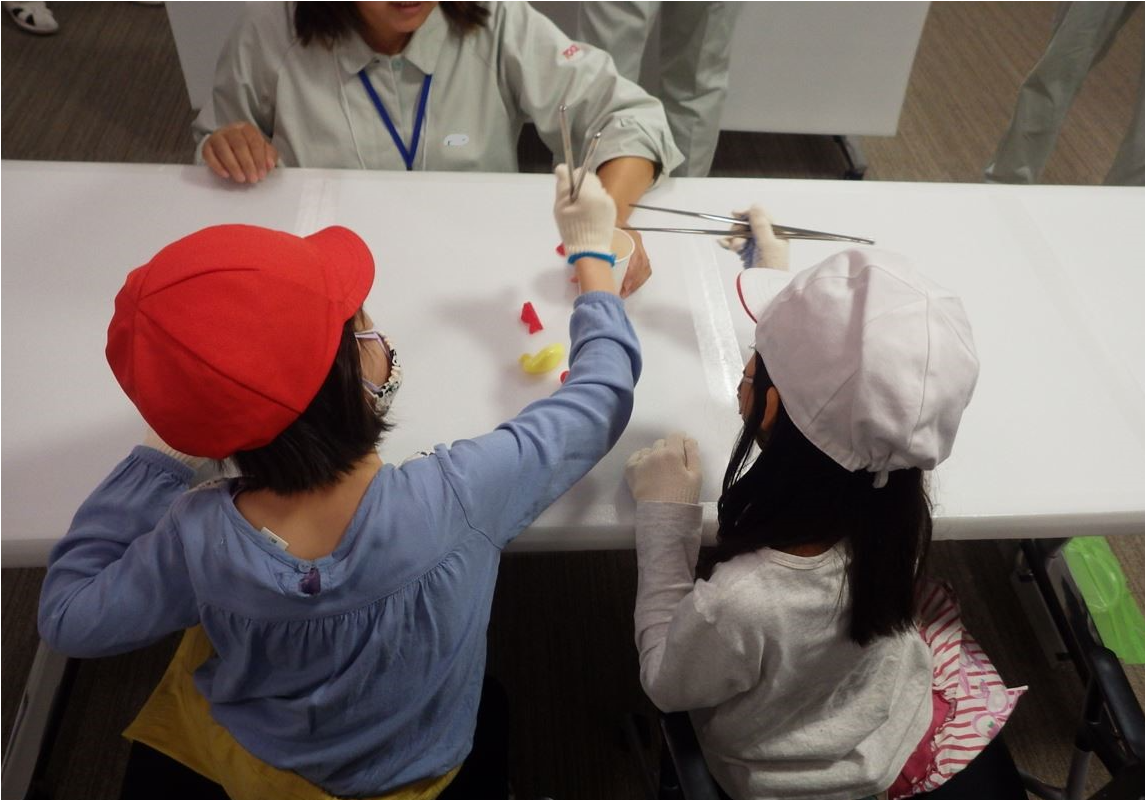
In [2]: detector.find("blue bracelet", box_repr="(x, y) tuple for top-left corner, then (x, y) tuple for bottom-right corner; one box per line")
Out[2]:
(566, 251), (616, 266)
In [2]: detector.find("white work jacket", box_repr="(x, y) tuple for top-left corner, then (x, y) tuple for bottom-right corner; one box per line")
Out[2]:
(192, 2), (683, 176)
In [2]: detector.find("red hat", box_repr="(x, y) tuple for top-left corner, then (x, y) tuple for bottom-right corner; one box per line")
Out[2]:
(106, 225), (374, 458)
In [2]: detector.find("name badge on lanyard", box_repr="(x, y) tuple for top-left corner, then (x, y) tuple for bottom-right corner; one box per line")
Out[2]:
(358, 70), (432, 171)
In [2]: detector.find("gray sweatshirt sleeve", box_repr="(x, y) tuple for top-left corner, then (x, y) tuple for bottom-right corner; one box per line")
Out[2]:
(634, 501), (764, 712)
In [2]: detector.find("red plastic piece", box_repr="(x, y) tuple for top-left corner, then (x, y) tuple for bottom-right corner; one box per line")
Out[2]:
(556, 243), (566, 257)
(520, 302), (544, 334)
(560, 370), (569, 384)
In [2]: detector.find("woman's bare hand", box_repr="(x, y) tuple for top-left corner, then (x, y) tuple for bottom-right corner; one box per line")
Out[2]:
(202, 122), (279, 184)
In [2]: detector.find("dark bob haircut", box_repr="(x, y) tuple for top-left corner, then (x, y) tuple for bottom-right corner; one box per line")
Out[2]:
(294, 2), (490, 48)
(231, 314), (392, 495)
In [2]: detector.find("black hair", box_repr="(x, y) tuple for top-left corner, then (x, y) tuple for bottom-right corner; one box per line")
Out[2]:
(697, 353), (932, 646)
(231, 314), (391, 494)
(294, 2), (490, 48)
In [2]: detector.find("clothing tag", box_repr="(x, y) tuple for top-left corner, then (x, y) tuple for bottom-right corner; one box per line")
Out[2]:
(443, 133), (469, 147)
(259, 526), (289, 550)
(400, 450), (435, 465)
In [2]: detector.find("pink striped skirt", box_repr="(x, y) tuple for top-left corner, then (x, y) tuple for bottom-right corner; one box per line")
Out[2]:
(888, 579), (1027, 799)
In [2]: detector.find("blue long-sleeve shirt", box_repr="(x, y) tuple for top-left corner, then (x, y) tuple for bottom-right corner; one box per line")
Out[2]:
(39, 292), (640, 797)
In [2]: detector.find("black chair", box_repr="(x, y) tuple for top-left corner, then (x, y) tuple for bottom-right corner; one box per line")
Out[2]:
(1015, 539), (1145, 800)
(623, 709), (725, 800)
(1016, 646), (1144, 800)
(656, 711), (727, 800)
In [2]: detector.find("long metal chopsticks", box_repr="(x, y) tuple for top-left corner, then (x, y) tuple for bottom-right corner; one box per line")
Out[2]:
(621, 226), (873, 244)
(559, 104), (575, 198)
(626, 203), (875, 245)
(558, 103), (605, 202)
(556, 112), (873, 245)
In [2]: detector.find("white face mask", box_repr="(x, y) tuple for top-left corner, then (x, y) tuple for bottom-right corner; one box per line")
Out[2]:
(354, 330), (402, 416)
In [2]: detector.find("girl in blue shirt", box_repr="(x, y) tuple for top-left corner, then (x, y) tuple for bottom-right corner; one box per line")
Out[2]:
(38, 166), (639, 800)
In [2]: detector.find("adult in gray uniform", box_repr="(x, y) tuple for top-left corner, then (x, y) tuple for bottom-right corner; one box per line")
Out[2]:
(984, 1), (1143, 186)
(193, 1), (684, 297)
(577, 2), (740, 177)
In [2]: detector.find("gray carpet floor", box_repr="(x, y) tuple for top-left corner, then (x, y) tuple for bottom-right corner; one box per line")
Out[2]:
(2, 3), (1143, 799)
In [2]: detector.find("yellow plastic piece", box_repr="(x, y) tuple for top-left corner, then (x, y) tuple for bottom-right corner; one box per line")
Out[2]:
(519, 343), (565, 374)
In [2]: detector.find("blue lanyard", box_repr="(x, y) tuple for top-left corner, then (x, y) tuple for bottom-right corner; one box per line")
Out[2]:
(358, 71), (432, 171)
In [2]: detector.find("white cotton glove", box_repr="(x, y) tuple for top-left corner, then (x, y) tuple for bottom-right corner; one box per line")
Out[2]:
(142, 426), (208, 469)
(625, 432), (703, 505)
(554, 164), (616, 259)
(718, 204), (790, 270)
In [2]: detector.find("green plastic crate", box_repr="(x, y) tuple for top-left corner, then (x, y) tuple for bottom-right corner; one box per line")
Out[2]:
(1063, 537), (1145, 665)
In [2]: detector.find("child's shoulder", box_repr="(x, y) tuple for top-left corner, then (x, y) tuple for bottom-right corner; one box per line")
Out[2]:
(695, 551), (781, 611)
(166, 476), (237, 524)
(697, 547), (845, 615)
(709, 545), (843, 580)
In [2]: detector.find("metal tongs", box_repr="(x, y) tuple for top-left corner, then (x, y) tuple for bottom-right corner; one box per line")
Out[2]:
(559, 103), (604, 201)
(624, 203), (875, 245)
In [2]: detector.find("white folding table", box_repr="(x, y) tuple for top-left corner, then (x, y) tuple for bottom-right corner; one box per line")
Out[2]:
(3, 163), (1142, 563)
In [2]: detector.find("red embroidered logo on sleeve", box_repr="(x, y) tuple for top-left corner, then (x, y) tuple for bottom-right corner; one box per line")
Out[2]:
(562, 44), (580, 60)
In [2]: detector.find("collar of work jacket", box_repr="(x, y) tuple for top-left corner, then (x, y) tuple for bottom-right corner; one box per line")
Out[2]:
(335, 6), (447, 77)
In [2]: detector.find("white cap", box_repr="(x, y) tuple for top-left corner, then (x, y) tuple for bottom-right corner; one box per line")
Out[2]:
(735, 249), (979, 486)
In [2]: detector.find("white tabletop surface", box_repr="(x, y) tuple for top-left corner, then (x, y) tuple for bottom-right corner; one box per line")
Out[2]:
(2, 162), (1142, 565)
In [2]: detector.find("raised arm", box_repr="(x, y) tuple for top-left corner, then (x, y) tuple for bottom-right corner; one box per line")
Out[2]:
(597, 157), (656, 296)
(431, 166), (641, 546)
(495, 3), (683, 295)
(624, 434), (762, 710)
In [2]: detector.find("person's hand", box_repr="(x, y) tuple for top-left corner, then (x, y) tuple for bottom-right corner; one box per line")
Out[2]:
(718, 204), (790, 270)
(625, 432), (702, 504)
(554, 164), (616, 258)
(619, 229), (650, 298)
(202, 122), (279, 184)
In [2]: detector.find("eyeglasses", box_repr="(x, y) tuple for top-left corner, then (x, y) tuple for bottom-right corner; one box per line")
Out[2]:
(737, 370), (756, 393)
(738, 344), (762, 394)
(354, 329), (402, 398)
